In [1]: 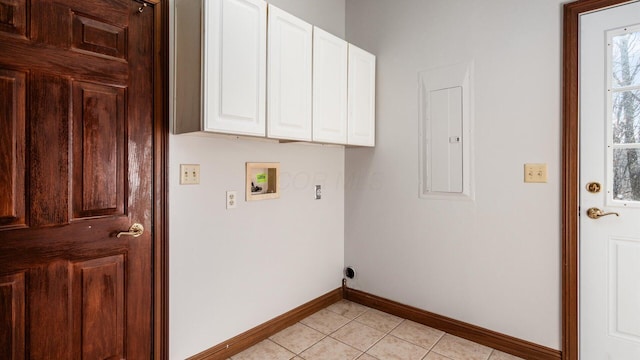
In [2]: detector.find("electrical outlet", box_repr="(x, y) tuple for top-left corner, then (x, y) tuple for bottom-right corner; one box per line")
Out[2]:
(524, 163), (548, 183)
(180, 164), (200, 185)
(226, 191), (237, 209)
(314, 185), (321, 200)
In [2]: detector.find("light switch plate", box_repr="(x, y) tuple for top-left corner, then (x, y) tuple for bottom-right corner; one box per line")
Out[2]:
(524, 163), (547, 183)
(180, 164), (200, 185)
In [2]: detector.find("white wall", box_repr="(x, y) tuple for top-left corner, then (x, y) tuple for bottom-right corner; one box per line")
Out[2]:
(169, 1), (346, 358)
(345, 0), (562, 350)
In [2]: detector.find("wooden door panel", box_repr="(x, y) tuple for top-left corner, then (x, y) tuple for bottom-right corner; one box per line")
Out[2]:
(0, 0), (129, 82)
(0, 68), (26, 229)
(0, 272), (25, 360)
(0, 219), (130, 272)
(0, 0), (27, 37)
(0, 41), (128, 83)
(64, 0), (129, 30)
(32, 0), (74, 47)
(72, 255), (125, 359)
(72, 81), (126, 219)
(28, 262), (71, 359)
(72, 12), (128, 59)
(32, 0), (128, 48)
(29, 72), (70, 227)
(0, 0), (155, 357)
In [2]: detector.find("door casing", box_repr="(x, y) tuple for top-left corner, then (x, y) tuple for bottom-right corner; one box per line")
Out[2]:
(153, 0), (169, 358)
(562, 1), (638, 359)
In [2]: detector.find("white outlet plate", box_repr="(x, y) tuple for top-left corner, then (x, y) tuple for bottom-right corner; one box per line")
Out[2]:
(524, 163), (548, 183)
(180, 164), (200, 185)
(226, 191), (237, 209)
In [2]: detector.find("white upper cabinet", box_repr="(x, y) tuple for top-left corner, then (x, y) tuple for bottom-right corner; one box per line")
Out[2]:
(204, 0), (267, 136)
(267, 5), (313, 141)
(175, 0), (267, 136)
(347, 44), (376, 146)
(312, 27), (348, 144)
(175, 0), (376, 147)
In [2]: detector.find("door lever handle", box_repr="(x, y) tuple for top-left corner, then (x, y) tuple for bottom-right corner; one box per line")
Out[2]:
(586, 207), (619, 219)
(117, 223), (144, 238)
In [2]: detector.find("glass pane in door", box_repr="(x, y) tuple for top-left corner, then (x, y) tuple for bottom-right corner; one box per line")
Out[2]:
(613, 148), (640, 201)
(609, 26), (640, 205)
(611, 30), (640, 87)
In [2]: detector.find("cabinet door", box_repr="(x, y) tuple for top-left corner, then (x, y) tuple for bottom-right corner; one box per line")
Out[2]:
(267, 5), (313, 141)
(347, 44), (376, 146)
(312, 27), (348, 144)
(203, 0), (266, 136)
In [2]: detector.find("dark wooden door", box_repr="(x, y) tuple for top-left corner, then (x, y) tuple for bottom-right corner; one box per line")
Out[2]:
(0, 0), (155, 358)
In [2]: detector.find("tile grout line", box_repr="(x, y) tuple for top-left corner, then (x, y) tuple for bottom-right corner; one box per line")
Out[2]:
(266, 339), (296, 359)
(419, 331), (448, 360)
(351, 309), (443, 360)
(270, 300), (507, 360)
(321, 302), (377, 358)
(316, 303), (390, 359)
(295, 305), (369, 360)
(367, 320), (407, 353)
(430, 332), (498, 360)
(348, 309), (410, 358)
(324, 302), (445, 360)
(287, 321), (331, 358)
(341, 304), (479, 360)
(327, 306), (375, 359)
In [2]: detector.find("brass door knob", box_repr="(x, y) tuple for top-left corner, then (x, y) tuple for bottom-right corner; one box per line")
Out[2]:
(116, 223), (144, 238)
(586, 208), (619, 219)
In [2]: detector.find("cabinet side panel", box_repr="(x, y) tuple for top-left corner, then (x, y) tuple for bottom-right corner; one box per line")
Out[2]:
(174, 0), (203, 134)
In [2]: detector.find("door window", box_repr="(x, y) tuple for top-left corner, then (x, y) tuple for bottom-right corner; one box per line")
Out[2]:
(608, 25), (640, 205)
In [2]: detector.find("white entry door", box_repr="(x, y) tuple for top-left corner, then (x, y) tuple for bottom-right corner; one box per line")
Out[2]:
(580, 1), (640, 358)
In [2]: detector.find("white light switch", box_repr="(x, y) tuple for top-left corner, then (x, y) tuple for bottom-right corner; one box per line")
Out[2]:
(524, 163), (547, 183)
(180, 164), (200, 185)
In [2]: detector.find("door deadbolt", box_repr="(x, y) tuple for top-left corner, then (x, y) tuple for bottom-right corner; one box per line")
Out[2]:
(586, 182), (602, 193)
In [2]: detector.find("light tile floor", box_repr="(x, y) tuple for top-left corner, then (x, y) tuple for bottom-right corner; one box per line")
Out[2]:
(229, 300), (524, 360)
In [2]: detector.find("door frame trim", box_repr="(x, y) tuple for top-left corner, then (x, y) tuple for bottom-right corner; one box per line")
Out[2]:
(561, 1), (636, 359)
(152, 0), (169, 358)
